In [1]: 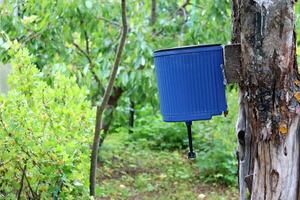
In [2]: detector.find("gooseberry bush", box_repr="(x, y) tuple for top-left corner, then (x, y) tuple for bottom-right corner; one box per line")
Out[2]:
(0, 43), (94, 199)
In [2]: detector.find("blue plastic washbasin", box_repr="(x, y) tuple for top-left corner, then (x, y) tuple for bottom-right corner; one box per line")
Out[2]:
(153, 44), (227, 122)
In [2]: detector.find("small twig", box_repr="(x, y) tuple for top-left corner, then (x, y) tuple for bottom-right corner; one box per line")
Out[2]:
(72, 42), (102, 86)
(0, 115), (12, 137)
(35, 180), (41, 196)
(0, 111), (38, 159)
(77, 9), (90, 55)
(153, 0), (191, 36)
(181, 0), (191, 9)
(18, 25), (47, 46)
(175, 0), (190, 15)
(21, 32), (41, 44)
(72, 42), (89, 59)
(23, 167), (37, 199)
(17, 164), (27, 200)
(179, 7), (188, 22)
(84, 30), (90, 55)
(41, 88), (55, 130)
(53, 175), (65, 200)
(189, 3), (204, 9)
(97, 16), (121, 27)
(76, 8), (102, 88)
(18, 162), (38, 199)
(0, 159), (12, 167)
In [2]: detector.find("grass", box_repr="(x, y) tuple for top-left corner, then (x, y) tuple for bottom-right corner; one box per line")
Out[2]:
(96, 131), (238, 200)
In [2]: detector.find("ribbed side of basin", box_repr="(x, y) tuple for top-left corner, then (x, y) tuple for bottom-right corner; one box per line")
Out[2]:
(154, 45), (227, 122)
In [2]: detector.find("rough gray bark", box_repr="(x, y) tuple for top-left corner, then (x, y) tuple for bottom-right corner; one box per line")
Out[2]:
(224, 44), (241, 84)
(233, 0), (300, 199)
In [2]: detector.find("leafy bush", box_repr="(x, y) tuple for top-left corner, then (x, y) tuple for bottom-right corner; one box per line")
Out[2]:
(127, 90), (238, 185)
(0, 43), (94, 199)
(127, 105), (188, 151)
(195, 89), (238, 185)
(126, 90), (238, 186)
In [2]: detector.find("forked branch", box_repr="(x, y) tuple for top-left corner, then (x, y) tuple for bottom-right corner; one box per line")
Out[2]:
(89, 0), (128, 197)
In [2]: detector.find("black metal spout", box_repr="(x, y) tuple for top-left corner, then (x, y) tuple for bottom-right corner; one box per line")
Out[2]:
(185, 121), (196, 160)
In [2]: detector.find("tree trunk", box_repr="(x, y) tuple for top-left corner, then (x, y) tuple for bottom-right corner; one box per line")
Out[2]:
(128, 100), (135, 133)
(99, 87), (124, 148)
(233, 0), (300, 199)
(150, 0), (156, 26)
(89, 0), (127, 196)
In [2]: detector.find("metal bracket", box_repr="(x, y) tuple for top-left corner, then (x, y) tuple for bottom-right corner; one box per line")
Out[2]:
(223, 44), (241, 84)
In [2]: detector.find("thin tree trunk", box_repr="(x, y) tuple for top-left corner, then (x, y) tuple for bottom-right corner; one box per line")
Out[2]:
(231, 1), (254, 199)
(128, 100), (135, 133)
(102, 87), (124, 133)
(233, 0), (300, 199)
(99, 87), (124, 148)
(89, 0), (128, 196)
(150, 0), (156, 26)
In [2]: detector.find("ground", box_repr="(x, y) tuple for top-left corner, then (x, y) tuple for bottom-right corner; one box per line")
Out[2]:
(96, 131), (238, 200)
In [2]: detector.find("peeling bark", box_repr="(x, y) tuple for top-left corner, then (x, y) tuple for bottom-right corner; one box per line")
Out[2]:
(233, 0), (300, 199)
(224, 44), (242, 84)
(231, 0), (241, 44)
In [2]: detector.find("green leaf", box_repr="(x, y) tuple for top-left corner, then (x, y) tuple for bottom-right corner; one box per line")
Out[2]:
(85, 0), (93, 9)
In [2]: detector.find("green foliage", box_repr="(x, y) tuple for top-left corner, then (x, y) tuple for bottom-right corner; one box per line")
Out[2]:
(127, 105), (188, 151)
(98, 131), (238, 200)
(0, 0), (232, 104)
(125, 89), (239, 186)
(195, 89), (238, 185)
(297, 3), (300, 64)
(0, 44), (93, 199)
(0, 0), (241, 196)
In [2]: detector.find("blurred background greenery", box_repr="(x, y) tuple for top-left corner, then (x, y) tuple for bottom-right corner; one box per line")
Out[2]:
(0, 0), (299, 199)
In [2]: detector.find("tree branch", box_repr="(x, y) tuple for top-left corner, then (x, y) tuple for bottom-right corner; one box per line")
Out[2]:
(189, 3), (204, 9)
(150, 0), (156, 25)
(97, 16), (121, 27)
(72, 42), (88, 58)
(72, 42), (102, 87)
(84, 30), (90, 55)
(98, 3), (127, 114)
(176, 0), (190, 22)
(179, 0), (190, 11)
(76, 9), (102, 88)
(153, 0), (191, 36)
(17, 164), (27, 200)
(22, 166), (37, 199)
(0, 112), (35, 158)
(89, 0), (128, 196)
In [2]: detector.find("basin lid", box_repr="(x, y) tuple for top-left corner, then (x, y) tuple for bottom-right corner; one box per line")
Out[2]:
(154, 44), (222, 57)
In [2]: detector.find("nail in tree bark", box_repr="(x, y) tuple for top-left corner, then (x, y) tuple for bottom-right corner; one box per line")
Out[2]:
(230, 0), (300, 199)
